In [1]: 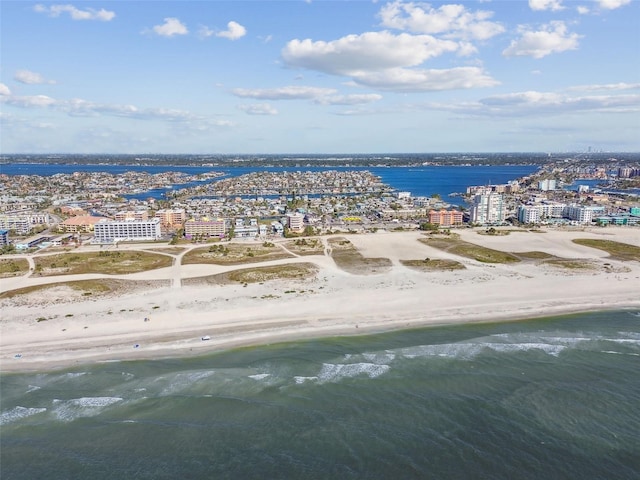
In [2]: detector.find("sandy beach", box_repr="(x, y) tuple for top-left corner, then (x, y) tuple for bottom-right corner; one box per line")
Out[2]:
(2, 227), (639, 372)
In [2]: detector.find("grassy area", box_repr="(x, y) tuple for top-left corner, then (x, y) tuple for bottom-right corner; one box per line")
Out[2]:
(0, 279), (168, 301)
(183, 262), (318, 285)
(328, 237), (392, 274)
(401, 258), (465, 271)
(419, 236), (520, 264)
(542, 259), (599, 271)
(0, 258), (29, 277)
(284, 238), (325, 256)
(572, 239), (640, 261)
(32, 251), (173, 276)
(182, 242), (292, 265)
(514, 251), (555, 260)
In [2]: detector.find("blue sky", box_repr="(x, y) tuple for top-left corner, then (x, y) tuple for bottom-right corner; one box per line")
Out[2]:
(1, 0), (638, 154)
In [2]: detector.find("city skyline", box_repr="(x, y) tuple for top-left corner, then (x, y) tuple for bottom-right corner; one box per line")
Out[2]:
(1, 0), (639, 154)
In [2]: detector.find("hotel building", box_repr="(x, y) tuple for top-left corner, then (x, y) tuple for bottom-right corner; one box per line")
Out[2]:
(428, 209), (463, 226)
(93, 218), (162, 243)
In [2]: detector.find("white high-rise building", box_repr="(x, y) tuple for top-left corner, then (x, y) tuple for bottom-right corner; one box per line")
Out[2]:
(93, 218), (162, 243)
(470, 193), (505, 224)
(517, 205), (541, 224)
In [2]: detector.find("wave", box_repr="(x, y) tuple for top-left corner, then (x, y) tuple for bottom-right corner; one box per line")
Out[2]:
(318, 362), (390, 383)
(0, 406), (47, 426)
(52, 396), (123, 422)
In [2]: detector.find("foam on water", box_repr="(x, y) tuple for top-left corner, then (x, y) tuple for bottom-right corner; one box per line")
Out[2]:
(0, 406), (47, 425)
(26, 385), (41, 394)
(157, 370), (216, 396)
(52, 397), (123, 422)
(294, 376), (318, 384)
(317, 363), (390, 383)
(248, 374), (271, 381)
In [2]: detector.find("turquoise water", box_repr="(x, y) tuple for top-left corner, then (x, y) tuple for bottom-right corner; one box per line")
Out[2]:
(2, 310), (640, 479)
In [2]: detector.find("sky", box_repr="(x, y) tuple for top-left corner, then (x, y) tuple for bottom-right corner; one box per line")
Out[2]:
(1, 0), (639, 154)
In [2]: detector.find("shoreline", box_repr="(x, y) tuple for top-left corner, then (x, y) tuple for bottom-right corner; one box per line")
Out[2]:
(2, 227), (640, 373)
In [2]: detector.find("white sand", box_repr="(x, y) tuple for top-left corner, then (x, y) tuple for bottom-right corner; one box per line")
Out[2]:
(2, 227), (639, 372)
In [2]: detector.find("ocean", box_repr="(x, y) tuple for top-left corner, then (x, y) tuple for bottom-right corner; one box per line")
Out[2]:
(0, 163), (538, 206)
(2, 310), (639, 479)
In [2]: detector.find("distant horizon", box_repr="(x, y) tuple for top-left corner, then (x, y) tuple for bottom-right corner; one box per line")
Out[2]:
(2, 151), (639, 157)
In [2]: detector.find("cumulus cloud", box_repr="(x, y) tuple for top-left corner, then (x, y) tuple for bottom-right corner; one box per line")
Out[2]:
(283, 31), (460, 76)
(378, 1), (504, 40)
(14, 69), (56, 85)
(217, 21), (247, 40)
(502, 21), (581, 59)
(232, 86), (337, 100)
(199, 21), (246, 40)
(150, 18), (188, 37)
(576, 5), (590, 14)
(351, 66), (499, 92)
(529, 0), (564, 11)
(0, 83), (11, 96)
(33, 4), (115, 21)
(597, 0), (631, 9)
(238, 103), (278, 115)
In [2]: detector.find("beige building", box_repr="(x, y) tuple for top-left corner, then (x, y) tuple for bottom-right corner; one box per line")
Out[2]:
(59, 215), (103, 233)
(184, 218), (225, 238)
(155, 208), (186, 227)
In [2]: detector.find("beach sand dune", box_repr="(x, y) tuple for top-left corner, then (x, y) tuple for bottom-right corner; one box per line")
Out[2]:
(2, 227), (639, 372)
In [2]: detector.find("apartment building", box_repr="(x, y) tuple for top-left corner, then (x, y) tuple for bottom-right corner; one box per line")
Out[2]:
(470, 193), (505, 225)
(93, 218), (162, 243)
(184, 217), (226, 238)
(155, 208), (186, 227)
(286, 212), (305, 232)
(59, 215), (103, 233)
(115, 210), (149, 222)
(428, 209), (463, 226)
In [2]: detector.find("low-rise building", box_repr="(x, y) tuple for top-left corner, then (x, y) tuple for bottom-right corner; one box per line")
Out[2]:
(428, 209), (463, 226)
(184, 217), (225, 238)
(59, 215), (104, 233)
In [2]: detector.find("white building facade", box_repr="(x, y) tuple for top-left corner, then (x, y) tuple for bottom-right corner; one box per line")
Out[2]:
(470, 193), (505, 224)
(93, 218), (162, 243)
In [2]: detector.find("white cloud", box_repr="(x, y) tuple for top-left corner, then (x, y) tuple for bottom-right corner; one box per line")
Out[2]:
(0, 91), (238, 130)
(528, 0), (564, 11)
(503, 21), (581, 59)
(199, 21), (246, 40)
(282, 31), (459, 76)
(351, 66), (499, 92)
(238, 103), (278, 115)
(33, 4), (115, 21)
(576, 5), (590, 14)
(378, 1), (504, 40)
(0, 83), (11, 96)
(150, 18), (188, 37)
(14, 69), (56, 85)
(567, 82), (640, 91)
(217, 21), (247, 40)
(430, 90), (640, 116)
(313, 94), (383, 105)
(232, 86), (337, 100)
(597, 0), (631, 9)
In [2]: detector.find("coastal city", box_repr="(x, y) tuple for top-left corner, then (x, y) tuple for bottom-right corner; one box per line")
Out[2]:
(1, 155), (639, 251)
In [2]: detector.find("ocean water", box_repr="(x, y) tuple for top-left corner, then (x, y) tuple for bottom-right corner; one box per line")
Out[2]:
(2, 310), (639, 479)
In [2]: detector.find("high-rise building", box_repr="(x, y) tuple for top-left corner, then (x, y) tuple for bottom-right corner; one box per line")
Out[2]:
(470, 193), (505, 224)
